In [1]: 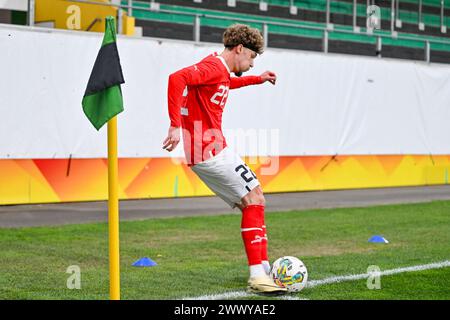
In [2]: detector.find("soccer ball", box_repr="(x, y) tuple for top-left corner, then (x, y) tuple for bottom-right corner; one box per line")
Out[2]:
(270, 256), (308, 292)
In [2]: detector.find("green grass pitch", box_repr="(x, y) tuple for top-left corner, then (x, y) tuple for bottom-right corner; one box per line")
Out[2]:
(0, 200), (449, 300)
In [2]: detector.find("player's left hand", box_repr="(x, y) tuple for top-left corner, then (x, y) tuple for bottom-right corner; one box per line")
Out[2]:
(260, 71), (277, 85)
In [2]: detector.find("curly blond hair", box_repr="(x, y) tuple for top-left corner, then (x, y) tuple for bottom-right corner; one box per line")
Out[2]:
(223, 24), (264, 55)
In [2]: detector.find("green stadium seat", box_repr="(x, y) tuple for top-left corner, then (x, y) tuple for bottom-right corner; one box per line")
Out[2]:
(125, 0), (450, 63)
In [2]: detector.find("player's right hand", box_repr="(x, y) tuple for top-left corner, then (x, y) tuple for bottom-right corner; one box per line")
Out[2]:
(162, 126), (181, 152)
(260, 71), (277, 85)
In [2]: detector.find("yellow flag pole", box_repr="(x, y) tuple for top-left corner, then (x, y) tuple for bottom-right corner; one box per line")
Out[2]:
(107, 116), (120, 300)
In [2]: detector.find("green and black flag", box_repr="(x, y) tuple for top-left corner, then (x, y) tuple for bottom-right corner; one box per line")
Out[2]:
(82, 16), (125, 130)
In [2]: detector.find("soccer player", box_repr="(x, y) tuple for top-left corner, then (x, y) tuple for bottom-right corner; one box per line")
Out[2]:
(163, 24), (286, 294)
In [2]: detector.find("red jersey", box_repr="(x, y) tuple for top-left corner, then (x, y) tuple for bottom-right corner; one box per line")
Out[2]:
(167, 53), (263, 165)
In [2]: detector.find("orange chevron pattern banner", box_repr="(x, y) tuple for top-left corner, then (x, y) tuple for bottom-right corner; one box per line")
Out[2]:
(1, 155), (449, 205)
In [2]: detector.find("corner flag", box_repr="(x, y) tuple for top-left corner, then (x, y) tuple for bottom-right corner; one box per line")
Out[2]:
(82, 16), (125, 130)
(82, 16), (123, 300)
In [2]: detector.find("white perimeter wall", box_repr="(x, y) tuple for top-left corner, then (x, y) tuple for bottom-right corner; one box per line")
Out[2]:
(0, 0), (27, 11)
(1, 24), (450, 159)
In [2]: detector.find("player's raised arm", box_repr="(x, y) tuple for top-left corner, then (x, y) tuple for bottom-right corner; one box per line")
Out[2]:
(230, 71), (276, 89)
(230, 75), (263, 89)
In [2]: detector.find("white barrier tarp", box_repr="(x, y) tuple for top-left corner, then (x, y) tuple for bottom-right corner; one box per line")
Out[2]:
(1, 25), (450, 159)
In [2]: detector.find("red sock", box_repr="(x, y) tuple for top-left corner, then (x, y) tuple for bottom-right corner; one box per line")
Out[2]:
(241, 205), (265, 266)
(261, 216), (268, 262)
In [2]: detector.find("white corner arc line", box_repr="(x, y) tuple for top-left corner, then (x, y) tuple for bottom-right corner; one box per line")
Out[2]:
(181, 260), (450, 300)
(306, 260), (450, 288)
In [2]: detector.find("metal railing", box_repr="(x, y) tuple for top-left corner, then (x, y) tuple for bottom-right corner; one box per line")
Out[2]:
(25, 0), (450, 63)
(27, 0), (35, 26)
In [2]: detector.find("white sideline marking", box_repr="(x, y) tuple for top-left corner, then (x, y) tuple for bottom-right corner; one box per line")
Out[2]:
(182, 260), (450, 300)
(279, 296), (310, 300)
(184, 291), (251, 300)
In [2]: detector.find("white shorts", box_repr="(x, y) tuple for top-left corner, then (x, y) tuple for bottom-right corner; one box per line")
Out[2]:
(191, 147), (260, 208)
